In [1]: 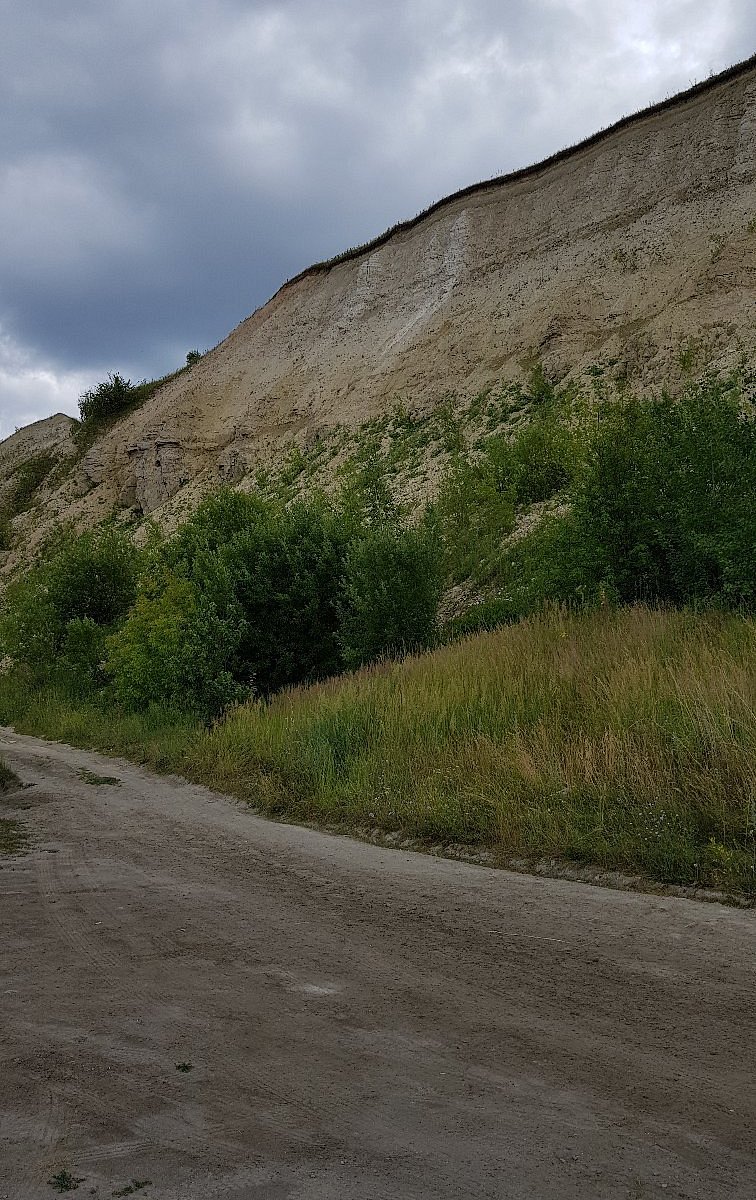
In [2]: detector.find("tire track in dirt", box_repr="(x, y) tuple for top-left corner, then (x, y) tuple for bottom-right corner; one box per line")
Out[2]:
(0, 1088), (64, 1200)
(1, 728), (755, 1199)
(18, 764), (329, 1188)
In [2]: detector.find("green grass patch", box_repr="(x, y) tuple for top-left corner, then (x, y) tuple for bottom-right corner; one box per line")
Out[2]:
(0, 450), (61, 548)
(1, 607), (754, 896)
(0, 756), (20, 792)
(0, 817), (26, 854)
(78, 769), (121, 786)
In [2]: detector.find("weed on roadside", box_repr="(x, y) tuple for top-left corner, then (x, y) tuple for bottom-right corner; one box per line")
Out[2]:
(78, 769), (121, 786)
(112, 1181), (152, 1197)
(0, 817), (26, 855)
(0, 756), (20, 792)
(48, 1169), (85, 1192)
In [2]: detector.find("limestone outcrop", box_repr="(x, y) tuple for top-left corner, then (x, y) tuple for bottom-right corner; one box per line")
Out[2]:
(2, 56), (755, 560)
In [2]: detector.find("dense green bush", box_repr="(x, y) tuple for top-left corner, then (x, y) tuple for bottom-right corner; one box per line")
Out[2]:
(107, 575), (245, 715)
(339, 517), (442, 669)
(512, 415), (576, 504)
(229, 501), (352, 693)
(0, 526), (142, 671)
(492, 377), (756, 618)
(570, 380), (756, 606)
(75, 368), (186, 447)
(105, 488), (444, 715)
(149, 490), (351, 699)
(78, 373), (136, 426)
(57, 618), (110, 698)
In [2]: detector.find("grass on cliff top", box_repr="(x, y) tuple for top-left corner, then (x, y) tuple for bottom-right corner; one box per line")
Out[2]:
(1, 606), (754, 896)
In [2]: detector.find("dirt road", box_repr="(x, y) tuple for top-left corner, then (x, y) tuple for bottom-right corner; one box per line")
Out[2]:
(1, 729), (754, 1199)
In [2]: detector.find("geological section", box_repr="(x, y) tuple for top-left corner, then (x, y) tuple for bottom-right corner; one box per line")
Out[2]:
(3, 55), (756, 550)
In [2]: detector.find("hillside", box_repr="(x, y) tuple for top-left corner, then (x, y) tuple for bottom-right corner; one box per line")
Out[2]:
(2, 55), (755, 566)
(0, 413), (76, 550)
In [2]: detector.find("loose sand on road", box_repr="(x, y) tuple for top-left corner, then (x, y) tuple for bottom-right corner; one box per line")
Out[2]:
(1, 729), (754, 1199)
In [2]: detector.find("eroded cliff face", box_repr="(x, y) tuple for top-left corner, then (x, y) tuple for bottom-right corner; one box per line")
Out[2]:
(4, 58), (756, 558)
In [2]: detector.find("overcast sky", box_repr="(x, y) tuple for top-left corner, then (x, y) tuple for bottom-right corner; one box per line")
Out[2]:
(1, 1), (754, 438)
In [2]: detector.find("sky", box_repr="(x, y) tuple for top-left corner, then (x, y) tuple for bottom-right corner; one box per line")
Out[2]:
(1, 1), (754, 439)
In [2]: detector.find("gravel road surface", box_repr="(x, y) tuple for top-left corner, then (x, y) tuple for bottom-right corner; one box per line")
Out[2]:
(1, 729), (754, 1199)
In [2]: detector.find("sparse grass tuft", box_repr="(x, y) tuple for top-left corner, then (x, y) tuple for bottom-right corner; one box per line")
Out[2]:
(48, 1169), (85, 1192)
(0, 756), (20, 792)
(78, 768), (121, 786)
(112, 1179), (152, 1196)
(0, 817), (25, 854)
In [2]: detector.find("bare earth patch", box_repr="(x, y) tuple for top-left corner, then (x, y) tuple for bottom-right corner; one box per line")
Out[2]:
(0, 729), (754, 1199)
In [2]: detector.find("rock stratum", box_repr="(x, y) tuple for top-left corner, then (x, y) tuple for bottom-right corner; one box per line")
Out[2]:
(3, 55), (756, 560)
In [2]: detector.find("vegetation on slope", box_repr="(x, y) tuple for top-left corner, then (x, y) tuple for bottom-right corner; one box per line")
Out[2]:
(74, 358), (203, 449)
(0, 450), (61, 550)
(1, 370), (755, 895)
(0, 354), (207, 554)
(0, 608), (753, 893)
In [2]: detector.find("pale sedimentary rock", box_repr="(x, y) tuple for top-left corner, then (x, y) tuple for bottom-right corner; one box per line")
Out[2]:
(3, 57), (756, 551)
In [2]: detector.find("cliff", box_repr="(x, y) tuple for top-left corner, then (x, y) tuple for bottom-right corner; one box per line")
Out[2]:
(3, 55), (756, 559)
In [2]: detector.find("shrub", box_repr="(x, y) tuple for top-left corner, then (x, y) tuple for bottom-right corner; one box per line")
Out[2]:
(512, 416), (576, 504)
(106, 490), (353, 711)
(436, 438), (518, 582)
(339, 517), (442, 669)
(228, 500), (351, 693)
(58, 618), (109, 698)
(78, 373), (136, 426)
(106, 575), (245, 716)
(489, 376), (756, 617)
(75, 369), (185, 447)
(0, 526), (142, 673)
(568, 379), (756, 607)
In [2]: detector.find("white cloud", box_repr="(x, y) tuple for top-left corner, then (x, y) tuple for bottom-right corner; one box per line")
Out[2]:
(0, 0), (752, 434)
(0, 325), (93, 440)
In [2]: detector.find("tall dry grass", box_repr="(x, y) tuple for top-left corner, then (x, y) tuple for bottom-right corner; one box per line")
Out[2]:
(191, 607), (756, 892)
(1, 607), (754, 892)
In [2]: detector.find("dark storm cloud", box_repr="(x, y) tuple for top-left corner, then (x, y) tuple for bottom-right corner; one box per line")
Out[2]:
(0, 0), (752, 435)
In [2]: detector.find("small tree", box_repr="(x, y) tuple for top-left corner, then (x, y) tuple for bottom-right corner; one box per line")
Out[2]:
(106, 574), (245, 716)
(0, 526), (141, 670)
(78, 373), (135, 426)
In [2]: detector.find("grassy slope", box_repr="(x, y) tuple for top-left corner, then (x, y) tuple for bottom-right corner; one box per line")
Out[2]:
(2, 606), (754, 895)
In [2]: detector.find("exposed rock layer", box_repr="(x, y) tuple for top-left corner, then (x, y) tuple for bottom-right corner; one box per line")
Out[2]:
(3, 57), (756, 556)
